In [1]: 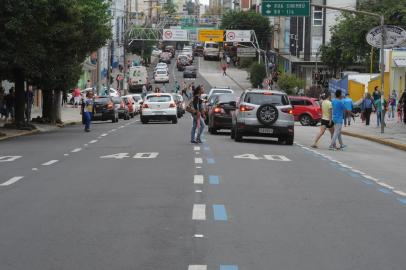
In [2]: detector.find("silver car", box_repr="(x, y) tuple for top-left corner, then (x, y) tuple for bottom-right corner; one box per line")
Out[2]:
(231, 89), (294, 145)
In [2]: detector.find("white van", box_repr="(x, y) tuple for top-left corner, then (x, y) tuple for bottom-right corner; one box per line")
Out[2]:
(203, 42), (220, 61)
(128, 66), (148, 93)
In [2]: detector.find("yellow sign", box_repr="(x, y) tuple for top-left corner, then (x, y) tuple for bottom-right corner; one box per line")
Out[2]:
(198, 29), (224, 42)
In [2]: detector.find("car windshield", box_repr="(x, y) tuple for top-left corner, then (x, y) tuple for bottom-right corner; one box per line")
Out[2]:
(218, 94), (237, 103)
(212, 89), (232, 94)
(147, 95), (171, 102)
(185, 66), (195, 71)
(157, 71), (167, 75)
(112, 97), (121, 104)
(132, 96), (141, 101)
(206, 43), (219, 48)
(244, 93), (289, 105)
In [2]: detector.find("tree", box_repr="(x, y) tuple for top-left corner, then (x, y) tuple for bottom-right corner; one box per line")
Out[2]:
(185, 1), (196, 16)
(163, 0), (177, 14)
(249, 63), (266, 88)
(277, 74), (305, 95)
(320, 0), (406, 76)
(221, 11), (272, 49)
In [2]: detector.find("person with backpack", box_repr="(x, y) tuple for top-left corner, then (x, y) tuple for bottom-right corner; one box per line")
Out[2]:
(361, 92), (374, 126)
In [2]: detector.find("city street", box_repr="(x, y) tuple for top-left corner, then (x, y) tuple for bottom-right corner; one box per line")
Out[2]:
(1, 56), (406, 270)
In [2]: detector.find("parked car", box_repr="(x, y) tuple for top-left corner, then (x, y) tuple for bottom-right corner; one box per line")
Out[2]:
(92, 96), (119, 123)
(177, 55), (190, 71)
(289, 96), (322, 126)
(231, 89), (294, 145)
(171, 93), (185, 118)
(154, 62), (168, 72)
(208, 93), (238, 134)
(122, 96), (135, 118)
(159, 52), (171, 64)
(154, 69), (170, 83)
(207, 87), (234, 98)
(183, 66), (197, 78)
(112, 97), (130, 120)
(164, 45), (175, 58)
(141, 93), (178, 124)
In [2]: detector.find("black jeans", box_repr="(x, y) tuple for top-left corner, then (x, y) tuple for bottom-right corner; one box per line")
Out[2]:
(364, 108), (372, 125)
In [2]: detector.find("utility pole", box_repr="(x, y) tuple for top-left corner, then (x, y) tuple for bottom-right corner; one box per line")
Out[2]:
(123, 0), (130, 95)
(311, 4), (386, 133)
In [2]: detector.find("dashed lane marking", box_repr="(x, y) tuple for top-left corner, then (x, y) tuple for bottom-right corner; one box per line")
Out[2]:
(188, 266), (207, 270)
(196, 166), (202, 169)
(1, 176), (24, 186)
(394, 190), (406, 197)
(377, 182), (394, 190)
(101, 133), (108, 137)
(194, 146), (200, 151)
(195, 190), (203, 193)
(42, 160), (58, 166)
(32, 168), (38, 171)
(192, 204), (206, 220)
(71, 148), (82, 153)
(193, 234), (204, 238)
(89, 140), (98, 144)
(0, 156), (22, 162)
(195, 158), (203, 164)
(194, 175), (204, 184)
(64, 154), (69, 156)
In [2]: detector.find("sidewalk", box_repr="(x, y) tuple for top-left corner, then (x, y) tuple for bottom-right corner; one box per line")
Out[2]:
(342, 113), (406, 151)
(226, 67), (252, 90)
(0, 105), (82, 141)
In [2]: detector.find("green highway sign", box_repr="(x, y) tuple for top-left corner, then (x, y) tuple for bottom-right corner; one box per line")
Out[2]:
(262, 0), (310, 17)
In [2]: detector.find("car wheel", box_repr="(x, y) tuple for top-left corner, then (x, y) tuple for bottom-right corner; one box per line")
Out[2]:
(299, 114), (311, 126)
(209, 127), (217, 135)
(234, 127), (243, 142)
(172, 117), (178, 124)
(256, 104), (278, 126)
(131, 113), (134, 118)
(111, 118), (115, 123)
(310, 120), (318, 126)
(230, 127), (235, 139)
(286, 134), (294, 145)
(141, 117), (148, 124)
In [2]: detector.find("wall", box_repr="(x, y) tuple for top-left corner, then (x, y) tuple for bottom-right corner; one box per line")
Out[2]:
(368, 72), (390, 97)
(348, 80), (365, 102)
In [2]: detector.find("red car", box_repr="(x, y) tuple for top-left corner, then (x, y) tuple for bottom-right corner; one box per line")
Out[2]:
(289, 96), (322, 126)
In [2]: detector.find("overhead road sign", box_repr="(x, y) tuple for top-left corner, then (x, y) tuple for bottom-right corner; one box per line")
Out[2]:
(366, 25), (406, 49)
(237, 47), (257, 57)
(162, 29), (188, 41)
(226, 30), (251, 42)
(198, 29), (224, 42)
(262, 0), (310, 17)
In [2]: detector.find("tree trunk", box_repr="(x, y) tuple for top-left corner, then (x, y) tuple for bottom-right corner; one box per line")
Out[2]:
(53, 90), (62, 124)
(13, 68), (26, 128)
(42, 90), (52, 121)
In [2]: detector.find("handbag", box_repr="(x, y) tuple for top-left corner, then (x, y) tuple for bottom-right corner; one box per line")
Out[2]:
(185, 100), (196, 114)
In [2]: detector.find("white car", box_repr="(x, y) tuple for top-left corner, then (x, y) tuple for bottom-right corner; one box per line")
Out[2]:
(155, 62), (168, 72)
(208, 87), (234, 98)
(152, 48), (162, 57)
(141, 93), (178, 124)
(154, 69), (170, 83)
(127, 94), (143, 113)
(83, 87), (120, 97)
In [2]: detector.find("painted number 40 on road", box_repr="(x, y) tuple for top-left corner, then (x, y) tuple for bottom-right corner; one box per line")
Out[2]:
(234, 154), (291, 161)
(100, 152), (159, 159)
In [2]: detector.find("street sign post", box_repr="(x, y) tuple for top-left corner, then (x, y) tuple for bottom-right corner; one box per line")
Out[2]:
(262, 0), (310, 17)
(366, 25), (406, 49)
(198, 29), (224, 42)
(226, 30), (251, 42)
(162, 29), (188, 41)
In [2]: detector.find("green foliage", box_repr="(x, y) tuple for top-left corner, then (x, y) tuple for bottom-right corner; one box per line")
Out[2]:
(221, 11), (272, 49)
(163, 0), (177, 14)
(320, 0), (406, 75)
(238, 58), (255, 69)
(277, 74), (305, 95)
(249, 63), (266, 88)
(185, 1), (196, 15)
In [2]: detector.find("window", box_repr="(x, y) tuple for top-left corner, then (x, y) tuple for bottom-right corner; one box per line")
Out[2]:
(313, 6), (323, 26)
(304, 100), (313, 106)
(147, 95), (171, 102)
(245, 93), (289, 106)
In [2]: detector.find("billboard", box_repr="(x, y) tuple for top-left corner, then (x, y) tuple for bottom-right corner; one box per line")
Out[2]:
(198, 29), (224, 42)
(162, 29), (188, 41)
(225, 30), (251, 42)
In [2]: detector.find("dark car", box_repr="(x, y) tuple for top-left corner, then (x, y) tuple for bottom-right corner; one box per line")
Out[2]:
(165, 45), (175, 58)
(159, 52), (171, 64)
(92, 96), (119, 123)
(193, 43), (204, 56)
(203, 94), (220, 124)
(177, 55), (190, 71)
(208, 94), (238, 134)
(171, 93), (185, 118)
(183, 66), (197, 78)
(112, 97), (130, 120)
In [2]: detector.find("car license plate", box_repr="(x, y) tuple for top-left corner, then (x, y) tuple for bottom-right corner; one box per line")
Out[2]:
(154, 111), (164, 115)
(259, 128), (273, 134)
(94, 113), (102, 117)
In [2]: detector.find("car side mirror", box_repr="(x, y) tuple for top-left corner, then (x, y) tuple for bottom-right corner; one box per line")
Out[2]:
(291, 105), (295, 109)
(229, 101), (237, 107)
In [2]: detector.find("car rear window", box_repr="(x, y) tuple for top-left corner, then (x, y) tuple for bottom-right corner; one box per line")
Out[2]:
(157, 70), (167, 75)
(244, 93), (289, 105)
(218, 94), (237, 103)
(212, 89), (232, 95)
(205, 43), (219, 48)
(185, 66), (195, 71)
(147, 95), (172, 102)
(94, 98), (110, 104)
(132, 96), (141, 101)
(112, 97), (121, 104)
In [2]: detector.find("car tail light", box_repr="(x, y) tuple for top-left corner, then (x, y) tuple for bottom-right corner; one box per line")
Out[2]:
(142, 103), (149, 108)
(107, 102), (113, 109)
(281, 108), (293, 114)
(213, 106), (225, 114)
(120, 101), (125, 109)
(169, 103), (176, 108)
(239, 105), (254, 112)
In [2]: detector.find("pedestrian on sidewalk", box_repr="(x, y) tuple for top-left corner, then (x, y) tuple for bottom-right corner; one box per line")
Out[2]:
(398, 104), (403, 123)
(388, 91), (397, 119)
(329, 90), (347, 150)
(399, 89), (406, 124)
(311, 93), (334, 148)
(25, 86), (34, 123)
(222, 63), (227, 76)
(190, 86), (205, 144)
(0, 87), (5, 119)
(82, 91), (94, 132)
(73, 87), (81, 108)
(374, 93), (387, 127)
(343, 93), (353, 126)
(5, 87), (15, 122)
(361, 93), (374, 126)
(62, 91), (68, 107)
(226, 55), (231, 67)
(373, 86), (381, 101)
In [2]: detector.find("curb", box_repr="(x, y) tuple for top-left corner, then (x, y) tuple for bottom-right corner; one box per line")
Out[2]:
(342, 130), (406, 152)
(227, 72), (248, 91)
(0, 129), (40, 141)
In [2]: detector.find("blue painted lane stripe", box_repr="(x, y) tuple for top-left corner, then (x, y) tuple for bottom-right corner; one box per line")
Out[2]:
(204, 146), (210, 151)
(349, 173), (361, 178)
(378, 188), (392, 194)
(361, 180), (374, 185)
(207, 158), (215, 164)
(397, 198), (406, 205)
(220, 265), (238, 270)
(213, 204), (228, 221)
(209, 175), (220, 184)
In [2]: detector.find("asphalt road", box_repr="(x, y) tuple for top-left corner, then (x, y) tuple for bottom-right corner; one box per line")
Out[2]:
(1, 55), (406, 270)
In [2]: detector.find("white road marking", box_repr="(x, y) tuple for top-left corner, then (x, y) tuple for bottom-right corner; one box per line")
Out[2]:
(393, 190), (406, 197)
(42, 160), (58, 166)
(0, 156), (22, 162)
(377, 182), (394, 190)
(363, 175), (379, 182)
(101, 133), (108, 137)
(189, 266), (207, 270)
(64, 154), (69, 156)
(89, 140), (98, 144)
(71, 148), (82, 153)
(120, 125), (125, 128)
(195, 158), (203, 164)
(100, 153), (130, 159)
(194, 234), (204, 238)
(111, 129), (117, 132)
(195, 190), (203, 193)
(32, 168), (38, 171)
(133, 152), (159, 159)
(194, 146), (200, 151)
(196, 152), (200, 155)
(194, 175), (204, 184)
(1, 176), (24, 186)
(196, 166), (202, 169)
(84, 144), (88, 146)
(192, 204), (206, 220)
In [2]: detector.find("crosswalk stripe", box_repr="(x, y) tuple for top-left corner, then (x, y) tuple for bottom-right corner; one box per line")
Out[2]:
(192, 204), (206, 220)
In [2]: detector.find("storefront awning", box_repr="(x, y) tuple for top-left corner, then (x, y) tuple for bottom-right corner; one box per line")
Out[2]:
(393, 58), (406, 67)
